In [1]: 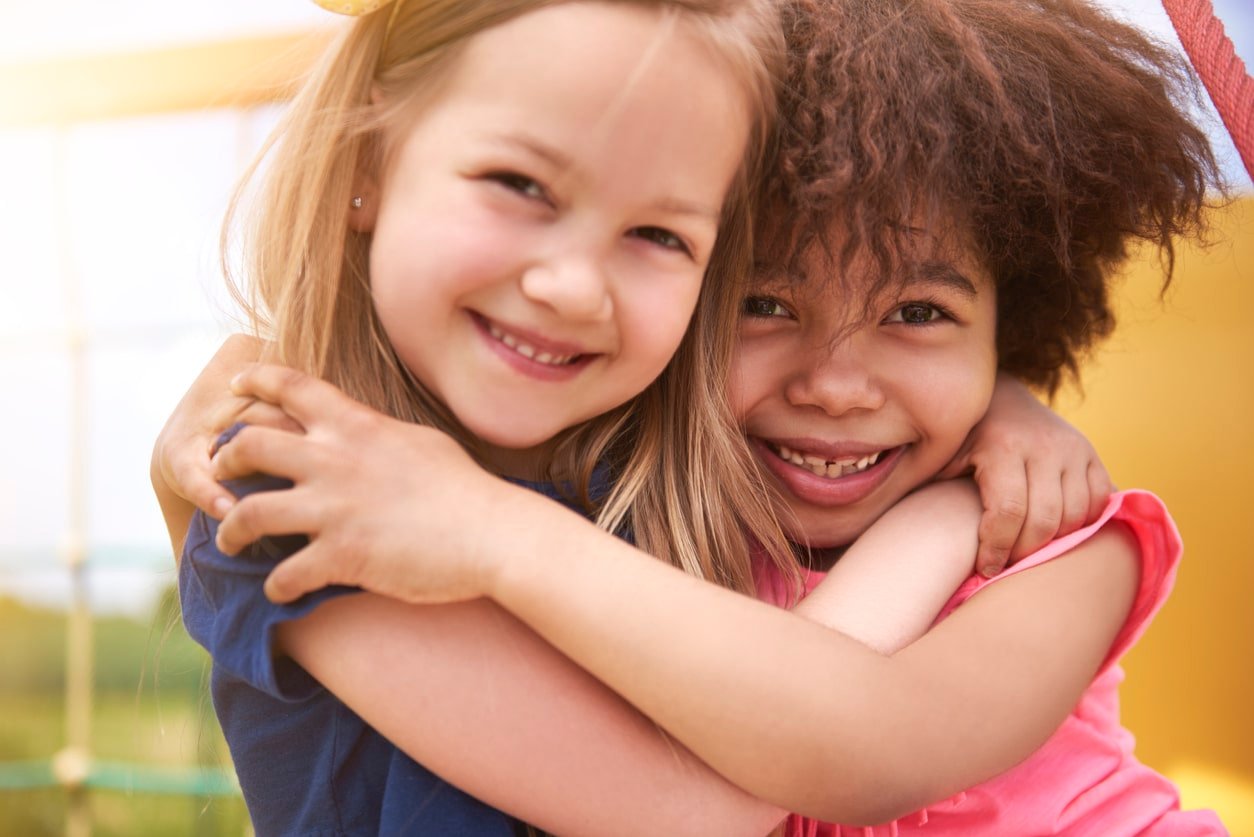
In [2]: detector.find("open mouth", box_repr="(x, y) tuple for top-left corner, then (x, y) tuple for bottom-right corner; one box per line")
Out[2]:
(483, 318), (585, 367)
(767, 442), (890, 479)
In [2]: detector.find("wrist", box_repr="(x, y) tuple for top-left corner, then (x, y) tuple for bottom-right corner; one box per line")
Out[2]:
(482, 486), (592, 609)
(474, 478), (551, 604)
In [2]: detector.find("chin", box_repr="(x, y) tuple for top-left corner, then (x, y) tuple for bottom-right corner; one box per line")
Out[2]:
(783, 519), (866, 552)
(788, 498), (902, 551)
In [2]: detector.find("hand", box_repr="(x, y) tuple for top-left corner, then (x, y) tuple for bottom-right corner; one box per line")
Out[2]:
(938, 374), (1113, 577)
(151, 334), (287, 557)
(212, 365), (530, 606)
(150, 334), (285, 519)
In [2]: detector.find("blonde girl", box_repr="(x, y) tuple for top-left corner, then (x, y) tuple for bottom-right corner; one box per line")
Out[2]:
(171, 0), (797, 834)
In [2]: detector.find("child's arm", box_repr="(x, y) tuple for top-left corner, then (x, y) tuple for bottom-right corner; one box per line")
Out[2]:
(279, 595), (785, 836)
(945, 372), (1113, 577)
(163, 357), (788, 834)
(218, 365), (1140, 825)
(795, 479), (981, 654)
(150, 334), (268, 558)
(478, 503), (1138, 825)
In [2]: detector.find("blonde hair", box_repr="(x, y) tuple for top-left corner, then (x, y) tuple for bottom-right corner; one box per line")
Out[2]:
(223, 0), (795, 594)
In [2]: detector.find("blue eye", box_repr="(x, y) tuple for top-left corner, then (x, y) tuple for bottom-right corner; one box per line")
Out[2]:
(742, 296), (792, 319)
(630, 226), (691, 256)
(487, 171), (548, 201)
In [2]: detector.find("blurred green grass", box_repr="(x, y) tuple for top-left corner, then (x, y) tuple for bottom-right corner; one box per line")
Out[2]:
(0, 592), (250, 836)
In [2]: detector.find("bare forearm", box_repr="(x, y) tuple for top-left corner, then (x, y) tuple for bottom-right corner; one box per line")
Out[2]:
(800, 479), (981, 653)
(491, 525), (907, 818)
(487, 504), (1138, 822)
(284, 595), (786, 837)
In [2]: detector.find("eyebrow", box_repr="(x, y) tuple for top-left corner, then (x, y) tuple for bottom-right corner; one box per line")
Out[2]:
(908, 261), (981, 298)
(489, 131), (573, 170)
(650, 197), (722, 221)
(487, 131), (722, 222)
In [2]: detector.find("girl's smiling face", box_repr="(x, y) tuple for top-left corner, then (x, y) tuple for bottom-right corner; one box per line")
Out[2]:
(729, 238), (999, 550)
(363, 2), (751, 477)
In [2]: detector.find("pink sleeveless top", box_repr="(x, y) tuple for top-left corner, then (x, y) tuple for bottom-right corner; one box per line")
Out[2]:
(755, 490), (1227, 836)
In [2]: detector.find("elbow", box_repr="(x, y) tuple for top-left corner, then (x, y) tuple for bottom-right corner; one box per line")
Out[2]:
(788, 747), (943, 827)
(682, 784), (788, 837)
(804, 786), (933, 828)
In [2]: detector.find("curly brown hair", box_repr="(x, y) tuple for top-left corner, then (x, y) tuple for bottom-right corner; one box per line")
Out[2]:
(763, 0), (1223, 394)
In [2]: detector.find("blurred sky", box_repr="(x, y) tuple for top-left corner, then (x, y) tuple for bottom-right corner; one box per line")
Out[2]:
(0, 0), (1249, 617)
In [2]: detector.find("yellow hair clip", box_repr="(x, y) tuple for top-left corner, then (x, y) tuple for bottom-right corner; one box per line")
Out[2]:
(311, 0), (397, 15)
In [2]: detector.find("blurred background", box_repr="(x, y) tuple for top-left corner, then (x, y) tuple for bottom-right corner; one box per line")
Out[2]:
(0, 0), (1250, 834)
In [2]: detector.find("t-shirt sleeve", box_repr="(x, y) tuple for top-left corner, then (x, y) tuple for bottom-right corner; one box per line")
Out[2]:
(935, 489), (1182, 674)
(178, 428), (362, 702)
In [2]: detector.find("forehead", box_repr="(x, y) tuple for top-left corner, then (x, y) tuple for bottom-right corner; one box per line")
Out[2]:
(447, 4), (747, 135)
(399, 2), (750, 199)
(771, 219), (993, 299)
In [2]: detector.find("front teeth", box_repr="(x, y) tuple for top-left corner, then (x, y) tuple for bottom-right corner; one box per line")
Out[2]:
(776, 444), (883, 478)
(488, 323), (576, 366)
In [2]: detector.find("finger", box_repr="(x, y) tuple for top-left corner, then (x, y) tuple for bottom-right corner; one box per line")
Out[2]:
(230, 365), (356, 431)
(264, 541), (337, 604)
(1009, 461), (1065, 562)
(1056, 466), (1091, 538)
(170, 449), (238, 518)
(265, 542), (348, 605)
(207, 393), (267, 437)
(973, 458), (1028, 577)
(1086, 459), (1115, 523)
(234, 400), (305, 435)
(211, 425), (316, 484)
(215, 488), (320, 557)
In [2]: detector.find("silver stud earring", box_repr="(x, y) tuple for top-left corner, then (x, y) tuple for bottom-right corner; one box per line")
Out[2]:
(351, 196), (364, 209)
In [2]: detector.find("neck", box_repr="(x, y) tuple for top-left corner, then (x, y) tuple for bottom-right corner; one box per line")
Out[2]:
(476, 439), (557, 482)
(794, 542), (849, 573)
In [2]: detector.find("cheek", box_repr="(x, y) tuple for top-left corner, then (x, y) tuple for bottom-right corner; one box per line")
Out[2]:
(925, 346), (998, 446)
(371, 214), (517, 313)
(622, 276), (703, 367)
(727, 336), (774, 421)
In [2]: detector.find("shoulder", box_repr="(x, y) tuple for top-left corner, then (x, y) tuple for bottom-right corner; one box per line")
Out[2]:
(939, 489), (1180, 671)
(178, 425), (362, 695)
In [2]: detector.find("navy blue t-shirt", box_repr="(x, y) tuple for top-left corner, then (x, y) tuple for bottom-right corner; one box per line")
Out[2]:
(179, 426), (609, 836)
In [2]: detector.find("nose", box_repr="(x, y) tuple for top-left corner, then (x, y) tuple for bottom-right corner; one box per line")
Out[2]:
(519, 255), (613, 323)
(784, 337), (886, 417)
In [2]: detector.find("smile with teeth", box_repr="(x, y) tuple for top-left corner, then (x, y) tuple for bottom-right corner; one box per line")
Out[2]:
(487, 322), (581, 366)
(772, 444), (884, 479)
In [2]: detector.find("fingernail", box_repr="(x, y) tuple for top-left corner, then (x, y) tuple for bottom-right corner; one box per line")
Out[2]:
(212, 497), (233, 518)
(980, 564), (1000, 578)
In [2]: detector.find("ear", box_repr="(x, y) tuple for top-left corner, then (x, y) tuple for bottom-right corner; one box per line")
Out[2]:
(347, 170), (380, 232)
(348, 125), (383, 233)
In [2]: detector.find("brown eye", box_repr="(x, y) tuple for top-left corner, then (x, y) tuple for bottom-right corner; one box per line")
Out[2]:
(742, 296), (791, 318)
(887, 302), (949, 325)
(900, 303), (938, 324)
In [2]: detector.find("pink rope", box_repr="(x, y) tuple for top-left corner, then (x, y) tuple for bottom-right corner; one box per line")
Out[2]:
(1162, 0), (1254, 181)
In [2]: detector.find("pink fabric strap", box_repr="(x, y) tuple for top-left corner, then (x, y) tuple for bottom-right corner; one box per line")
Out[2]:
(1162, 0), (1254, 180)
